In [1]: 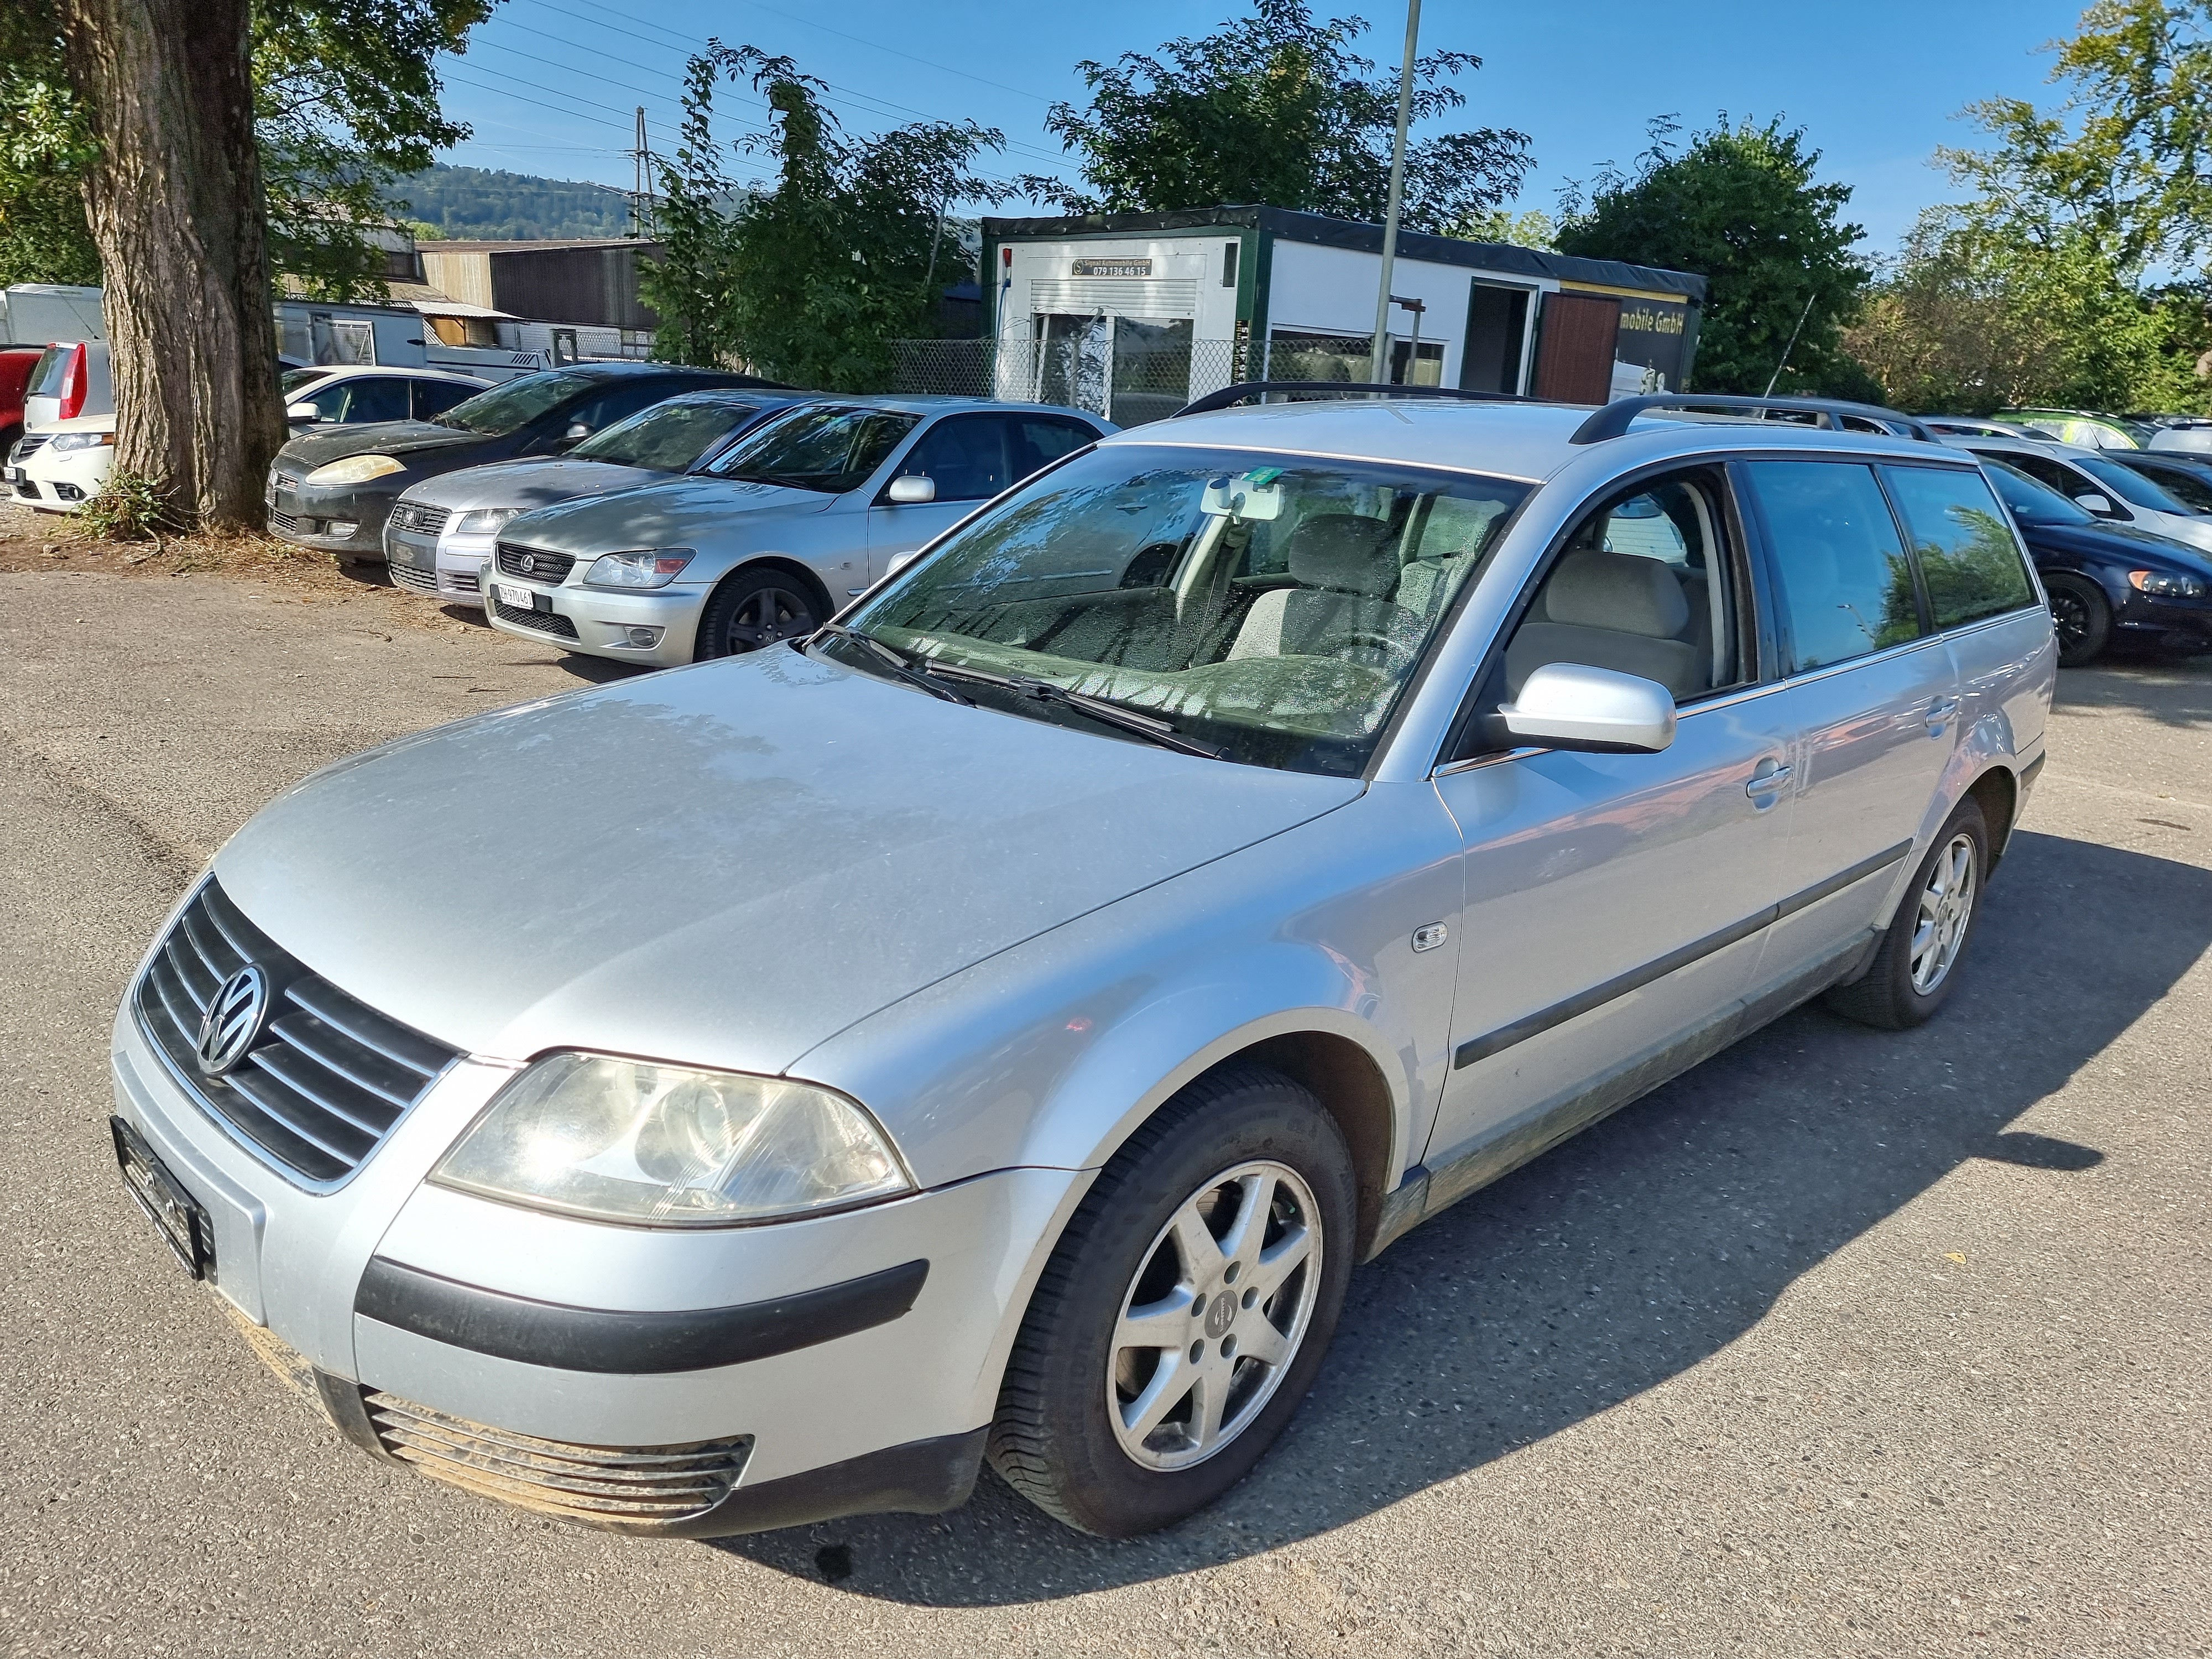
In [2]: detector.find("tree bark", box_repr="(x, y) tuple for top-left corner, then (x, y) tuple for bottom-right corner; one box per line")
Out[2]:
(58, 0), (285, 531)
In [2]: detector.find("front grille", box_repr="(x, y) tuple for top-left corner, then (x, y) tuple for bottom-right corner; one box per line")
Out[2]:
(15, 432), (51, 461)
(496, 541), (576, 584)
(388, 561), (439, 595)
(273, 469), (301, 493)
(268, 510), (302, 537)
(490, 596), (578, 638)
(389, 501), (450, 536)
(363, 1390), (752, 1525)
(134, 880), (458, 1186)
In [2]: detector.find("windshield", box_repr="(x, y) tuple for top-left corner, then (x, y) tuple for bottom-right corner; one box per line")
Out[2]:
(836, 445), (1531, 776)
(279, 367), (334, 397)
(1985, 461), (2091, 525)
(432, 369), (598, 436)
(570, 398), (764, 471)
(2077, 453), (2200, 514)
(706, 404), (918, 493)
(2128, 459), (2212, 514)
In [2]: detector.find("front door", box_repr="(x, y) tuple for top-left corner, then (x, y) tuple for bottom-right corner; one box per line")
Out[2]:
(1735, 459), (1962, 978)
(866, 413), (1015, 582)
(1425, 466), (1796, 1203)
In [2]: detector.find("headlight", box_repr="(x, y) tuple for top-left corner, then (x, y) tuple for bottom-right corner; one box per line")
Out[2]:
(430, 1052), (912, 1226)
(452, 507), (520, 536)
(2128, 568), (2207, 598)
(305, 453), (405, 486)
(50, 430), (115, 453)
(584, 549), (693, 589)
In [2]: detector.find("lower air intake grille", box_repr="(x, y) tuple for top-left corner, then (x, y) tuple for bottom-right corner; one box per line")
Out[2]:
(388, 561), (439, 594)
(446, 568), (481, 594)
(491, 596), (578, 638)
(363, 1390), (752, 1524)
(134, 879), (458, 1186)
(267, 510), (302, 537)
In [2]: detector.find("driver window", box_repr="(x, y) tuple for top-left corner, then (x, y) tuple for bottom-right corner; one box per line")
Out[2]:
(1463, 470), (1743, 754)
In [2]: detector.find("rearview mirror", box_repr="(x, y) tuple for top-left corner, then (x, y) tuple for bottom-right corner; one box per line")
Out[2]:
(1498, 662), (1677, 754)
(886, 473), (936, 504)
(285, 401), (321, 422)
(2073, 491), (2115, 515)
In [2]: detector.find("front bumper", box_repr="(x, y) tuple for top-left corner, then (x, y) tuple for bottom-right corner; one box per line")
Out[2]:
(2117, 588), (2212, 642)
(383, 522), (496, 606)
(108, 971), (1080, 1535)
(266, 471), (403, 559)
(11, 442), (113, 512)
(482, 568), (711, 666)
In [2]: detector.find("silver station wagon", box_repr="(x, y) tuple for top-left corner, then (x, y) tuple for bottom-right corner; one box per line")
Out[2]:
(108, 388), (2054, 1540)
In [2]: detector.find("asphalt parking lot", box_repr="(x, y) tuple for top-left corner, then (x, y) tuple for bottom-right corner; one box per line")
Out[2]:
(2, 546), (2207, 1657)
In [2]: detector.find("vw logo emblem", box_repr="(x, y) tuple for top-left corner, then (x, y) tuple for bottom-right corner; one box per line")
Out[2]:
(518, 552), (536, 572)
(196, 964), (269, 1076)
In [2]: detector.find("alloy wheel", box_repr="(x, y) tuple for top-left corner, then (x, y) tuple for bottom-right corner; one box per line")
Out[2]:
(1105, 1160), (1323, 1472)
(1909, 831), (1978, 994)
(2049, 589), (2090, 655)
(724, 584), (816, 653)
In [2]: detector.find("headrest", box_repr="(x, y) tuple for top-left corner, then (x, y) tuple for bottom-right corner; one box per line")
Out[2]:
(1286, 514), (1396, 598)
(1542, 550), (1690, 639)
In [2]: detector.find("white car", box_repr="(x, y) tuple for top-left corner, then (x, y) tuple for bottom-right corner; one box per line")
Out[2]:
(8, 413), (115, 513)
(1943, 431), (2212, 555)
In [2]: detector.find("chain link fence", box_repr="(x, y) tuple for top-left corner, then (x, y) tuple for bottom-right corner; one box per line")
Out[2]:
(888, 333), (1250, 427)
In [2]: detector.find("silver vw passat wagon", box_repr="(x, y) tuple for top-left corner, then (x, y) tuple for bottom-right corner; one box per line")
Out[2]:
(110, 390), (2054, 1540)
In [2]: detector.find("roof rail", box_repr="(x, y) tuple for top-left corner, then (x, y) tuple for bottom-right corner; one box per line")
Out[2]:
(1570, 393), (1937, 446)
(1171, 381), (1536, 419)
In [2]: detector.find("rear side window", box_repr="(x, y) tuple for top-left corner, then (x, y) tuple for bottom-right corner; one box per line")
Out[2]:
(1881, 466), (2036, 629)
(1741, 461), (1923, 674)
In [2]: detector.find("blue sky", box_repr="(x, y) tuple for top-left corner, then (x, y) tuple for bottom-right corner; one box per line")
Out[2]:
(439, 0), (2092, 254)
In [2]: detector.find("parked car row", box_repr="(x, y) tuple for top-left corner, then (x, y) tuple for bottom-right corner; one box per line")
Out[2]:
(114, 385), (2056, 1544)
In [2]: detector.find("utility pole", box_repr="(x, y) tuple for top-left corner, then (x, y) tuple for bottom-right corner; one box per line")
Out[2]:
(1367, 0), (1422, 387)
(630, 107), (653, 238)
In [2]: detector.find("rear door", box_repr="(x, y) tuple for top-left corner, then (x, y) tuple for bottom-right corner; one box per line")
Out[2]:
(1739, 457), (1961, 981)
(1425, 463), (1798, 1202)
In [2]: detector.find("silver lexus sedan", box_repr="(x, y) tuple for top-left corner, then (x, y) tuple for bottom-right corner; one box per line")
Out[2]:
(479, 395), (1111, 664)
(109, 390), (2054, 1540)
(381, 389), (817, 606)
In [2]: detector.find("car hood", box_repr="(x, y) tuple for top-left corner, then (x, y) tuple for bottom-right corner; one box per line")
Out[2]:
(2025, 517), (2212, 573)
(278, 420), (497, 468)
(495, 474), (834, 554)
(404, 457), (667, 514)
(213, 649), (1360, 1076)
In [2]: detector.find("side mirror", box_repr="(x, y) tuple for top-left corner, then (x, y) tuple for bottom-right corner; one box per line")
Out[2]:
(1498, 662), (1677, 754)
(286, 401), (322, 422)
(2073, 491), (2116, 515)
(565, 421), (591, 440)
(886, 473), (936, 504)
(888, 550), (924, 577)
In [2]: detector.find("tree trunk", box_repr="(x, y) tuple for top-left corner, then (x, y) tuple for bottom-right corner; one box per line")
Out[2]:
(59, 0), (284, 531)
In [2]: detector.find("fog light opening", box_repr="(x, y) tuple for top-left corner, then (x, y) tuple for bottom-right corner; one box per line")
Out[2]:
(55, 483), (84, 501)
(623, 626), (662, 648)
(326, 520), (359, 539)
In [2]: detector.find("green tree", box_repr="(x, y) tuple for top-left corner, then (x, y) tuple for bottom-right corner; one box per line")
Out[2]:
(1024, 0), (1531, 230)
(1843, 210), (2201, 413)
(1554, 116), (1869, 395)
(641, 44), (1007, 388)
(0, 0), (494, 301)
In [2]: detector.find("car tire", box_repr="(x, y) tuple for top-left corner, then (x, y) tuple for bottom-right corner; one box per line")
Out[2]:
(1825, 796), (1989, 1031)
(988, 1065), (1358, 1537)
(693, 566), (823, 662)
(2046, 572), (2111, 667)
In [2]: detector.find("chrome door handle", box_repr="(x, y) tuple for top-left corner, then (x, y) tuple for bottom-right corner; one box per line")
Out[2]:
(1745, 763), (1792, 799)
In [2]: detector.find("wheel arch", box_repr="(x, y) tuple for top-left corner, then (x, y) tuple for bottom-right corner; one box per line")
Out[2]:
(720, 554), (835, 622)
(1966, 761), (2020, 867)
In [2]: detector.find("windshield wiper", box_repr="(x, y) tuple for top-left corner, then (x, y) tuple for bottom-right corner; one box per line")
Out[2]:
(813, 625), (974, 705)
(923, 662), (1222, 760)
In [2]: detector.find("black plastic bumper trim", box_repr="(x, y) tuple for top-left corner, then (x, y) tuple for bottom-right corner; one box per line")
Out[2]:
(672, 1425), (987, 1538)
(354, 1256), (928, 1375)
(1453, 840), (1913, 1068)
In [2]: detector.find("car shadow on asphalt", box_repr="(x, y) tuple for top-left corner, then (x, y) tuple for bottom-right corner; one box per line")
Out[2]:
(706, 827), (2212, 1603)
(2056, 649), (2212, 727)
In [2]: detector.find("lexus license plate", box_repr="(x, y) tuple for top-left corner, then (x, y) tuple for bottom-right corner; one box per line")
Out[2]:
(111, 1116), (213, 1279)
(495, 581), (539, 611)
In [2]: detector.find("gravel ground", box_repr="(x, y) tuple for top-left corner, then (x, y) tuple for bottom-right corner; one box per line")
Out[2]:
(1, 517), (2205, 1657)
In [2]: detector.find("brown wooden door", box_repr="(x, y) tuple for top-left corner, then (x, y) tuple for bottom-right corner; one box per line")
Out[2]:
(1532, 291), (1622, 404)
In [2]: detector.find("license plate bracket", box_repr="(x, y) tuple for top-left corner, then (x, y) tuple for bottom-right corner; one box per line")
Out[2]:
(111, 1115), (214, 1280)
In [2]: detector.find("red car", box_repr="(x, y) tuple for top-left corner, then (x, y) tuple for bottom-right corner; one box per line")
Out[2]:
(1, 346), (43, 459)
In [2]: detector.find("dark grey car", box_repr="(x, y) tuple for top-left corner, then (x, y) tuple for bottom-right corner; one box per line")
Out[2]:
(264, 362), (784, 564)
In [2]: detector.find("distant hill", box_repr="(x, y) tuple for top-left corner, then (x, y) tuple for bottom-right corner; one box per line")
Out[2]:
(387, 163), (637, 242)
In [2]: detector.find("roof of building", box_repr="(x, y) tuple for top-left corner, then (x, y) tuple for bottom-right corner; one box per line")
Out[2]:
(420, 238), (665, 254)
(982, 205), (1708, 302)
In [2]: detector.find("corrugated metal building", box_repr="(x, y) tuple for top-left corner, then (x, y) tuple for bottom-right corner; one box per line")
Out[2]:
(418, 239), (662, 332)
